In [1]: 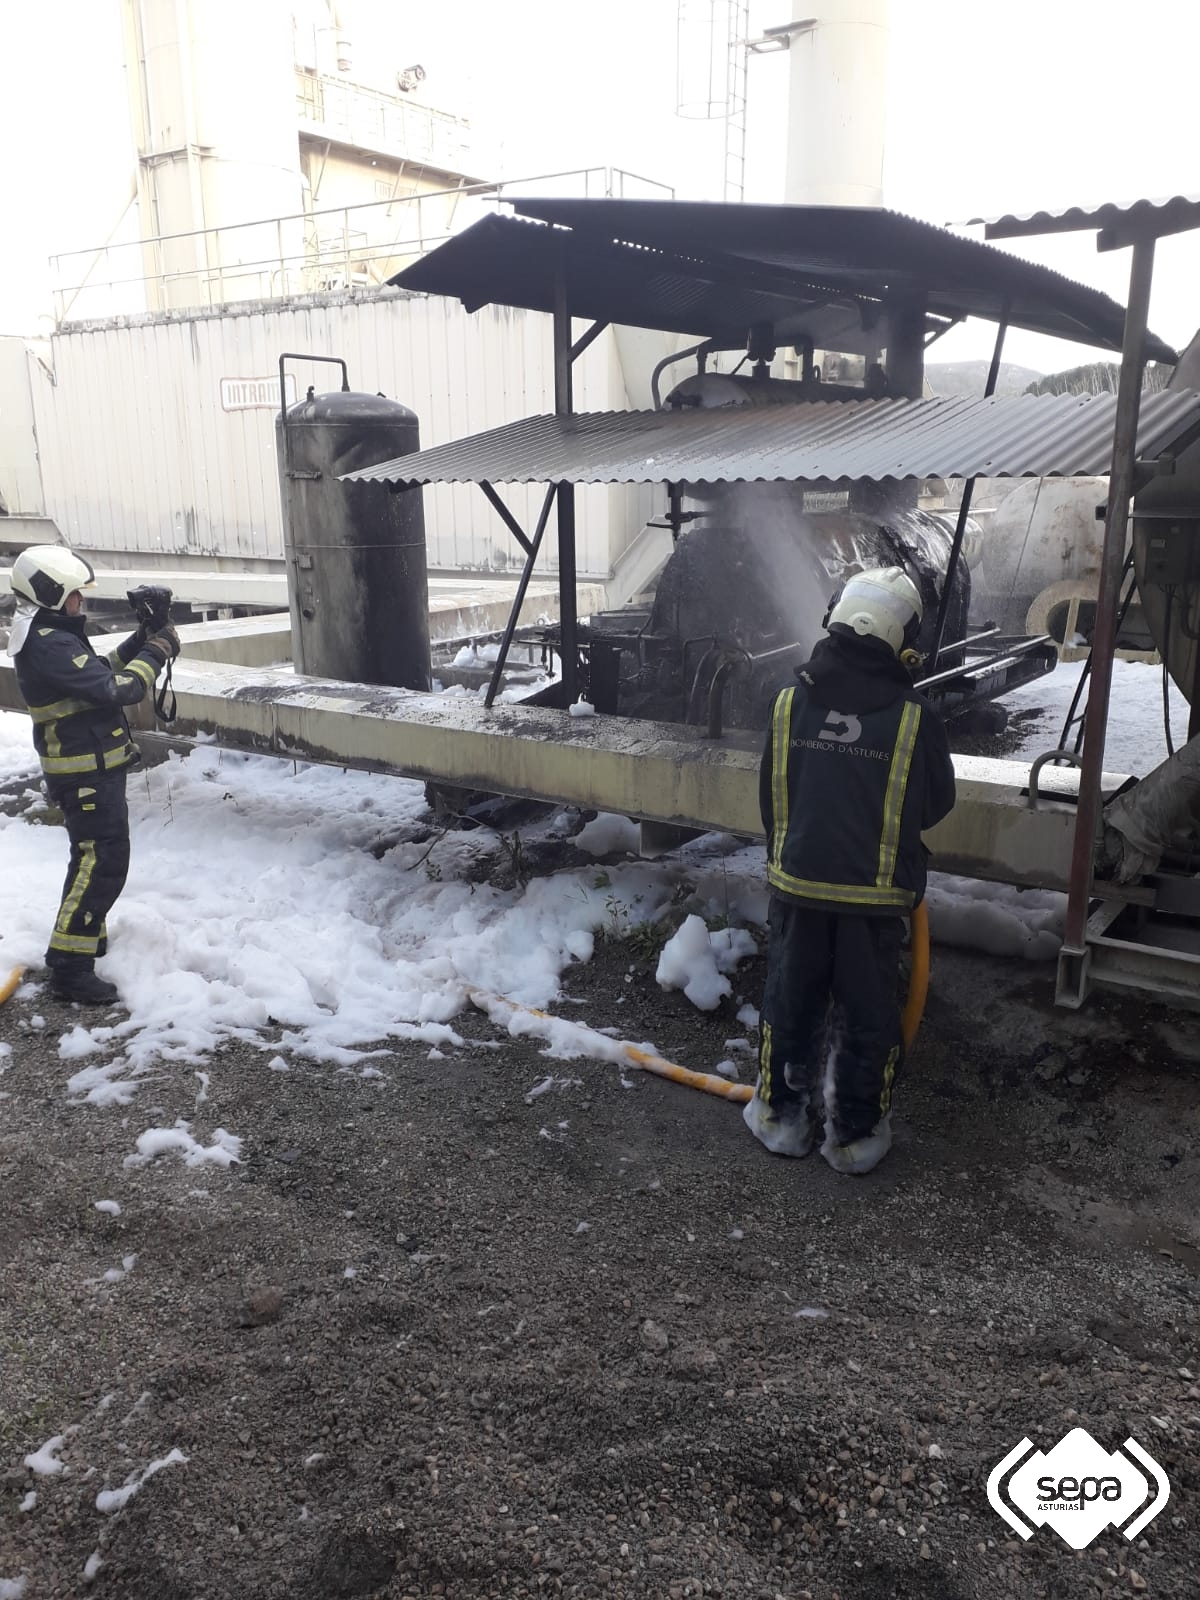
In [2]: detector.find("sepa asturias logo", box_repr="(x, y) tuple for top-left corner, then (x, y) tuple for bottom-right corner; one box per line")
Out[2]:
(988, 1428), (1170, 1550)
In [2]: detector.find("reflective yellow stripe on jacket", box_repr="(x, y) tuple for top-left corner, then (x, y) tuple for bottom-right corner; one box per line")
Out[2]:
(876, 701), (922, 890)
(766, 686), (921, 910)
(41, 747), (133, 776)
(28, 696), (97, 726)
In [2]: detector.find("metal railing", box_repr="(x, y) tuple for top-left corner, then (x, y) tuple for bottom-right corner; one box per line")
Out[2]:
(295, 68), (470, 172)
(50, 167), (675, 325)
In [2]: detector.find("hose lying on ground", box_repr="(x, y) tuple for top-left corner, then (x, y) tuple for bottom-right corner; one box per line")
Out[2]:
(0, 966), (26, 1007)
(468, 905), (929, 1106)
(468, 984), (753, 1101)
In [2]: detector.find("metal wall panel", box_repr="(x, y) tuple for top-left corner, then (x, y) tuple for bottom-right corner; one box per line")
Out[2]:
(27, 290), (651, 578)
(0, 338), (46, 515)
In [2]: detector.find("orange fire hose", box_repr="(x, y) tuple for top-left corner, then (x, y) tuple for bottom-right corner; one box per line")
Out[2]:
(468, 903), (929, 1107)
(901, 899), (929, 1051)
(0, 965), (26, 1007)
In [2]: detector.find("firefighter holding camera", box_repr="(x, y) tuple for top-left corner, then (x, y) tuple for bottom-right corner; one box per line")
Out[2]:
(8, 546), (180, 1005)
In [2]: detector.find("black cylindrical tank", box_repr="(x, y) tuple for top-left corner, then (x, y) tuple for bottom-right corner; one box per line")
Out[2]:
(276, 390), (430, 690)
(646, 486), (972, 729)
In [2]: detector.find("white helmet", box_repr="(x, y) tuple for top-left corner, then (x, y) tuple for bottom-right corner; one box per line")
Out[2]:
(10, 545), (95, 611)
(826, 566), (923, 656)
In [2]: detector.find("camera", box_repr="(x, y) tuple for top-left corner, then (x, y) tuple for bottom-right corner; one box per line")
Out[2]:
(127, 584), (173, 632)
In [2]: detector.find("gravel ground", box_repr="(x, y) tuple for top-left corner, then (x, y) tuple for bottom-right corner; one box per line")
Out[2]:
(2, 916), (1199, 1600)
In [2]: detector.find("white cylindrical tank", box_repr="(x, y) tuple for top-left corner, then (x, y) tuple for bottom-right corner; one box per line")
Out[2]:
(975, 477), (1108, 636)
(125, 0), (305, 308)
(784, 0), (889, 206)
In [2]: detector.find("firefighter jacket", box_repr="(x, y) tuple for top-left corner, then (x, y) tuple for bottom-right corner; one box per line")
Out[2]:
(759, 632), (956, 915)
(11, 608), (162, 778)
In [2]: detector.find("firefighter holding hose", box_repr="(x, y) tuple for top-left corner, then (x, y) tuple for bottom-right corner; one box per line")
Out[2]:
(746, 566), (956, 1175)
(8, 545), (179, 1006)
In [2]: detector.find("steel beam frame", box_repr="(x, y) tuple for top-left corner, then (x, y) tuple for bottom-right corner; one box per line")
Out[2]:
(1058, 235), (1157, 1003)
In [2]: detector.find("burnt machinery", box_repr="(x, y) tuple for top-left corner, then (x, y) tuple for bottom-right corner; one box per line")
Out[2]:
(341, 199), (1197, 745)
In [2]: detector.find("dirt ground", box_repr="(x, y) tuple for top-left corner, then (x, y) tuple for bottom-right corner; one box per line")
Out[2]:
(2, 914), (1199, 1600)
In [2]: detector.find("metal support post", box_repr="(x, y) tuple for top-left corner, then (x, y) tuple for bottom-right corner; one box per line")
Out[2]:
(928, 312), (1008, 667)
(484, 488), (556, 710)
(553, 260), (579, 703)
(1060, 234), (1157, 979)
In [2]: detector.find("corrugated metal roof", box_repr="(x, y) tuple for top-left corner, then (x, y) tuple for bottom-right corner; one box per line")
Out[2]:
(974, 194), (1200, 243)
(344, 389), (1200, 488)
(390, 199), (1177, 363)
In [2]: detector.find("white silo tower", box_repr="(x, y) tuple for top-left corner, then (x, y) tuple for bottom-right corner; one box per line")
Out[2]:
(121, 0), (306, 308)
(783, 0), (889, 206)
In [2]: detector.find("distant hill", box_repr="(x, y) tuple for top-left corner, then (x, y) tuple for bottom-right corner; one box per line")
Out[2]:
(1024, 361), (1174, 396)
(925, 360), (1043, 398)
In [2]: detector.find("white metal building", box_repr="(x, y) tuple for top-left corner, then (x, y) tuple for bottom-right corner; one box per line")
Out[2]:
(0, 288), (661, 583)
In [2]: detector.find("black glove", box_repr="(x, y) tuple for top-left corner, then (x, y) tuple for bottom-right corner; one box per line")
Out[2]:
(142, 623), (180, 666)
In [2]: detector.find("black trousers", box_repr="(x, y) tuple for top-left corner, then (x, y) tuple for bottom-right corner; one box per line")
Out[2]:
(44, 770), (131, 970)
(758, 898), (904, 1145)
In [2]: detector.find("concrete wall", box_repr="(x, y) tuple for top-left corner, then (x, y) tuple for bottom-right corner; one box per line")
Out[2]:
(23, 288), (656, 579)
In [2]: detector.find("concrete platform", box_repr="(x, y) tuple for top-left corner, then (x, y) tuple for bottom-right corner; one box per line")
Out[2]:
(0, 651), (1107, 894)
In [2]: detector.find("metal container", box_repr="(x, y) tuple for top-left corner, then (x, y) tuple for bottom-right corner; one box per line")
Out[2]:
(644, 486), (970, 729)
(276, 390), (430, 690)
(975, 476), (1108, 635)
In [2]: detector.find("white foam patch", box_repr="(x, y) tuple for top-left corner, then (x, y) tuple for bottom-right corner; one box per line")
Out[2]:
(655, 914), (755, 1010)
(523, 1074), (582, 1104)
(94, 1448), (187, 1514)
(59, 1026), (118, 1065)
(574, 812), (639, 856)
(926, 874), (1065, 961)
(0, 1579), (28, 1600)
(23, 1435), (66, 1476)
(123, 1122), (242, 1170)
(93, 1200), (122, 1216)
(97, 1253), (138, 1285)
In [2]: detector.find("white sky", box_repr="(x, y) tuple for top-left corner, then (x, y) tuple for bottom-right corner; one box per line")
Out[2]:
(2, 1), (1199, 369)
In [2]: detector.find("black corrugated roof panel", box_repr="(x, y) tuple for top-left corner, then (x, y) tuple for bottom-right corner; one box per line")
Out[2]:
(389, 199), (1176, 363)
(344, 390), (1200, 489)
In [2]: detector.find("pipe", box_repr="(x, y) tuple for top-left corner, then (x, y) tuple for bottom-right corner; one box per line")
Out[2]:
(928, 311), (1008, 670)
(651, 340), (714, 411)
(1063, 234), (1157, 956)
(0, 965), (25, 1006)
(1027, 748), (1084, 811)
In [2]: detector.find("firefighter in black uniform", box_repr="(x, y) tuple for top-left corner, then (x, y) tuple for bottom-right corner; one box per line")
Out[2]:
(746, 566), (956, 1175)
(9, 545), (180, 1006)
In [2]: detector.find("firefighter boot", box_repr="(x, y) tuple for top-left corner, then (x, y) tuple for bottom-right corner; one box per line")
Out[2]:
(743, 1090), (819, 1158)
(821, 1113), (892, 1176)
(49, 962), (119, 1007)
